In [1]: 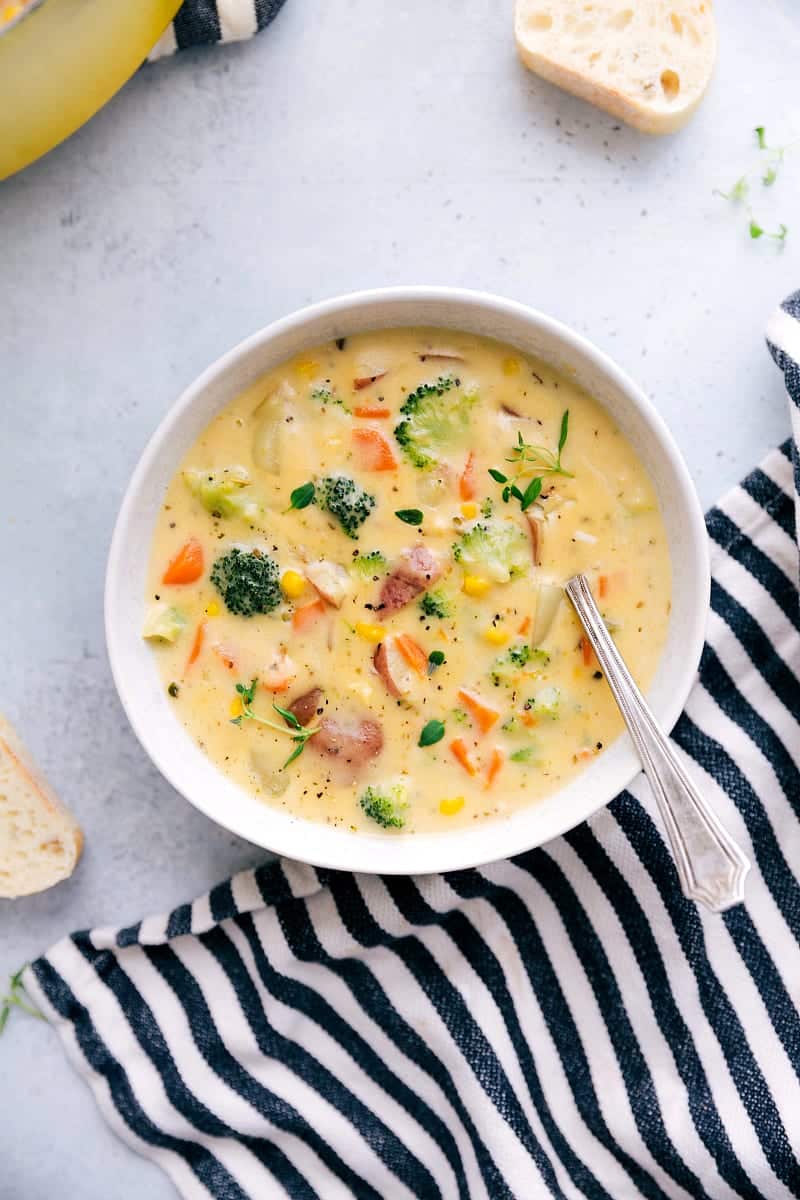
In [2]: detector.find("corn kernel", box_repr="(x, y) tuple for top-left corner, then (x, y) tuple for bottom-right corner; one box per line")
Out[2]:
(462, 574), (491, 598)
(229, 695), (243, 718)
(483, 626), (510, 646)
(440, 796), (465, 816)
(295, 358), (319, 380)
(205, 600), (220, 617)
(355, 621), (386, 643)
(502, 356), (520, 377)
(281, 569), (306, 599)
(460, 501), (479, 519)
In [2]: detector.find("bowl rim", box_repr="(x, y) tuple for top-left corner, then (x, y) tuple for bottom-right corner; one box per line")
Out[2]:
(105, 286), (709, 874)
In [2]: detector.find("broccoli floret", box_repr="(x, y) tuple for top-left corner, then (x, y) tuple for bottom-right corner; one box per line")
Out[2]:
(142, 603), (187, 644)
(210, 547), (281, 617)
(531, 685), (561, 720)
(480, 497), (494, 518)
(452, 518), (530, 583)
(490, 642), (550, 686)
(394, 376), (477, 468)
(418, 589), (451, 619)
(318, 475), (376, 539)
(351, 550), (388, 577)
(360, 783), (408, 829)
(450, 708), (469, 725)
(183, 467), (259, 521)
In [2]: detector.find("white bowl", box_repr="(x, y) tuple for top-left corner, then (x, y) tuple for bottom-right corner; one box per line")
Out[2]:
(106, 287), (709, 875)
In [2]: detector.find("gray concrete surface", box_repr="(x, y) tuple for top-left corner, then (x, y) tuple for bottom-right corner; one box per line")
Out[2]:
(1, 0), (798, 1195)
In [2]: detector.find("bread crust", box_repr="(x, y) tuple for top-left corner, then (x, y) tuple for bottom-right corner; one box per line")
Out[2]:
(514, 0), (716, 135)
(0, 716), (83, 899)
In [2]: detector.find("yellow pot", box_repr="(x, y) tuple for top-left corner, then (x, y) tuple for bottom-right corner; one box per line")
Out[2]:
(0, 0), (183, 181)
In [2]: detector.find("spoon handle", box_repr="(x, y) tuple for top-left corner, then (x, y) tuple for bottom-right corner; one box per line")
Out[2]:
(565, 574), (750, 913)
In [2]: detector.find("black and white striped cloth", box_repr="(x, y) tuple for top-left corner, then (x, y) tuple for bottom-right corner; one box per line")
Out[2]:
(148, 0), (288, 60)
(24, 296), (800, 1199)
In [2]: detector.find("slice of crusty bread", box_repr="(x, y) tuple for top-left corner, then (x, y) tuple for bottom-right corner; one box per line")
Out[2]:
(514, 0), (716, 135)
(0, 715), (82, 899)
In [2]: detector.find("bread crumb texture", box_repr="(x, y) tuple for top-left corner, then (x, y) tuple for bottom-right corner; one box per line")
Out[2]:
(0, 717), (82, 899)
(515, 0), (716, 134)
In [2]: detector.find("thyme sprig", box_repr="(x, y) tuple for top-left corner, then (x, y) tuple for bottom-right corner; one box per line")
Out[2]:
(231, 679), (320, 768)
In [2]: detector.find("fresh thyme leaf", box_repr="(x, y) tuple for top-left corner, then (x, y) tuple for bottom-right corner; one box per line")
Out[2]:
(502, 485), (511, 503)
(509, 484), (523, 501)
(488, 468), (508, 483)
(287, 482), (316, 512)
(749, 218), (764, 239)
(521, 476), (543, 511)
(428, 650), (446, 674)
(419, 719), (446, 747)
(558, 408), (570, 454)
(395, 508), (424, 526)
(273, 702), (302, 730)
(282, 740), (306, 768)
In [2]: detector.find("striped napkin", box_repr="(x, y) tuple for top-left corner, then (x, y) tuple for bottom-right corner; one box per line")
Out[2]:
(148, 0), (287, 60)
(23, 297), (800, 1199)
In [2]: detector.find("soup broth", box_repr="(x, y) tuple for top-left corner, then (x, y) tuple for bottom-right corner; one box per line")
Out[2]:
(144, 328), (671, 834)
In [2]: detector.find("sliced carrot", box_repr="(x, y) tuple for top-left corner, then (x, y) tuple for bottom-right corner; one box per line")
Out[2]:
(163, 537), (204, 585)
(459, 452), (476, 500)
(598, 574), (609, 600)
(353, 404), (391, 419)
(395, 633), (428, 676)
(292, 598), (326, 634)
(353, 372), (387, 390)
(575, 747), (595, 763)
(581, 638), (595, 668)
(185, 620), (206, 669)
(521, 712), (537, 728)
(484, 747), (505, 789)
(352, 427), (398, 472)
(517, 616), (531, 635)
(212, 642), (237, 672)
(450, 738), (477, 777)
(457, 688), (501, 735)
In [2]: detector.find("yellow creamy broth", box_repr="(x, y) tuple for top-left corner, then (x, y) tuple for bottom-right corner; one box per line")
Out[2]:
(144, 328), (671, 833)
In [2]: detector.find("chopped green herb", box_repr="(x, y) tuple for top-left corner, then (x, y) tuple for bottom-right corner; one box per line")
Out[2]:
(395, 508), (424, 526)
(763, 165), (778, 187)
(750, 219), (788, 242)
(428, 650), (446, 674)
(488, 468), (508, 484)
(480, 497), (494, 518)
(419, 719), (446, 747)
(451, 707), (469, 725)
(755, 125), (767, 150)
(287, 481), (316, 512)
(510, 746), (537, 763)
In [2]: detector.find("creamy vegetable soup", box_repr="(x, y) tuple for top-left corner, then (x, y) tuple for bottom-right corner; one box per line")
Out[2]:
(143, 328), (671, 834)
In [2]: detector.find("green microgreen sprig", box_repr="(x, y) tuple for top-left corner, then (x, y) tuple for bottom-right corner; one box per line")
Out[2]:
(715, 126), (791, 244)
(0, 968), (43, 1035)
(231, 678), (320, 768)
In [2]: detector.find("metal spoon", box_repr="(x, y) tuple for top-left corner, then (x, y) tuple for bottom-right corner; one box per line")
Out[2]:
(565, 574), (750, 913)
